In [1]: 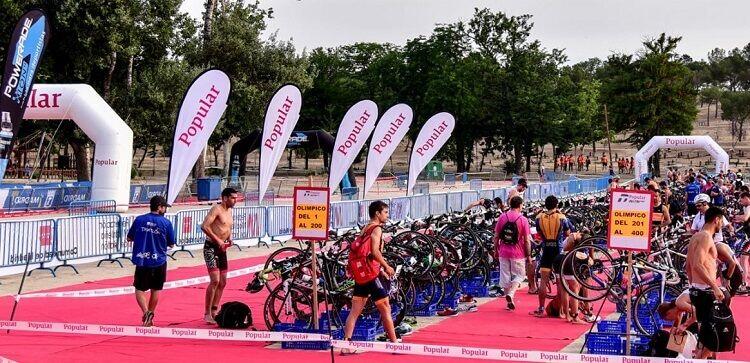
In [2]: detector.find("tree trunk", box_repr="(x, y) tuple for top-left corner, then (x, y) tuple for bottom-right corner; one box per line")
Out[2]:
(513, 146), (523, 174)
(193, 150), (206, 178)
(70, 142), (91, 181)
(127, 55), (134, 91)
(213, 147), (219, 165)
(652, 153), (661, 177)
(304, 149), (309, 170)
(715, 101), (719, 118)
(455, 140), (466, 172)
(203, 0), (218, 46)
(103, 51), (117, 101)
(706, 102), (710, 126)
(137, 147), (147, 169)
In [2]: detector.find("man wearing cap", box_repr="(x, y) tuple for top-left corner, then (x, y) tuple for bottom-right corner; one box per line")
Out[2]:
(127, 195), (176, 327)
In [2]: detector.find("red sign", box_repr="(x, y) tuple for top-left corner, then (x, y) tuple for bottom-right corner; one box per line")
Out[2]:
(39, 225), (51, 247)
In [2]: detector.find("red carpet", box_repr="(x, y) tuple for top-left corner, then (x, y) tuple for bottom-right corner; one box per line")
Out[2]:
(2, 255), (749, 363)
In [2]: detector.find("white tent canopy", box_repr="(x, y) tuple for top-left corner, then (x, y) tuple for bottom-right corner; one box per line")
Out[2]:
(23, 84), (133, 212)
(634, 135), (728, 177)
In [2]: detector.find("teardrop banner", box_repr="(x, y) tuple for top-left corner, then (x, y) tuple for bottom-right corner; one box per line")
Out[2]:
(166, 69), (231, 205)
(258, 84), (302, 203)
(407, 112), (455, 196)
(0, 9), (51, 180)
(363, 103), (413, 198)
(327, 100), (378, 195)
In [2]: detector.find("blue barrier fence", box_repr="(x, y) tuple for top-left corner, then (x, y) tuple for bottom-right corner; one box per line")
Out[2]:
(0, 177), (612, 274)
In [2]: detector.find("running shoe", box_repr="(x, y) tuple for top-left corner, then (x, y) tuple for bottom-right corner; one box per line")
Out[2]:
(376, 332), (403, 342)
(529, 307), (544, 317)
(490, 286), (506, 297)
(143, 311), (154, 327)
(403, 316), (418, 326)
(505, 295), (515, 311)
(395, 323), (413, 336)
(583, 314), (600, 323)
(437, 307), (458, 316)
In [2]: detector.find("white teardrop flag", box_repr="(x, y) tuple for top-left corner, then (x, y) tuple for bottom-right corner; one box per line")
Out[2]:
(407, 112), (455, 195)
(328, 100), (378, 194)
(363, 103), (413, 198)
(166, 69), (231, 205)
(259, 84), (302, 203)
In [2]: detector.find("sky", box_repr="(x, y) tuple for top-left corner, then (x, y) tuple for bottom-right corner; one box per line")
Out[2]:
(180, 0), (750, 63)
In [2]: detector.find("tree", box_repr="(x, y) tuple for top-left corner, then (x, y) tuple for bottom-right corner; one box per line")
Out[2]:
(699, 86), (722, 124)
(599, 34), (697, 176)
(720, 91), (750, 145)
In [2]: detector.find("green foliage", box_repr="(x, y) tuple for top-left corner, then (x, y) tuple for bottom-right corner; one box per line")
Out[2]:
(720, 91), (750, 143)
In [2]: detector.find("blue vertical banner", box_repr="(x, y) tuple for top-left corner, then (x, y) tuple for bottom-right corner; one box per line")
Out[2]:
(0, 9), (51, 181)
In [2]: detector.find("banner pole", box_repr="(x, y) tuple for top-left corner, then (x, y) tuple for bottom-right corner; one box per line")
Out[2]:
(7, 252), (32, 333)
(625, 250), (633, 356)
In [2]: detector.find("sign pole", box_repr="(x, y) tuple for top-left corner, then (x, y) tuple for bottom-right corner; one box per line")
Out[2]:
(292, 184), (329, 331)
(309, 178), (320, 330)
(604, 104), (614, 175)
(625, 251), (633, 356)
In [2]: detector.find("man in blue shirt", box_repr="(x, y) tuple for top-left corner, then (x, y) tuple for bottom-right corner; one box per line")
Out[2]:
(127, 195), (176, 327)
(685, 176), (701, 216)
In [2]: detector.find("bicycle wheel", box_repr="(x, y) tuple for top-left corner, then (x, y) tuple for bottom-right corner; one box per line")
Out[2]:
(263, 283), (314, 330)
(633, 284), (681, 335)
(263, 246), (306, 293)
(560, 245), (616, 302)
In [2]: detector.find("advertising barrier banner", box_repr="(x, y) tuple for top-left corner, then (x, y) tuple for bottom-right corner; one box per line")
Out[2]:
(0, 9), (51, 180)
(407, 112), (454, 195)
(363, 103), (412, 197)
(259, 84), (302, 203)
(328, 100), (378, 193)
(166, 69), (231, 205)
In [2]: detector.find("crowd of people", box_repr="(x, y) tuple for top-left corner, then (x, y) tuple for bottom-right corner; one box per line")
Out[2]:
(123, 167), (744, 358)
(554, 152), (635, 175)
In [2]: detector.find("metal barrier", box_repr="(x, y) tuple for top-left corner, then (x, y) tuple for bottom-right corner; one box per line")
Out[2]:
(69, 200), (117, 216)
(1, 176), (619, 276)
(172, 209), (211, 257)
(0, 219), (56, 275)
(460, 191), (479, 209)
(429, 193), (448, 215)
(447, 192), (462, 212)
(389, 197), (410, 221)
(410, 194), (429, 220)
(55, 214), (123, 271)
(469, 179), (483, 191)
(493, 188), (507, 202)
(330, 201), (360, 230)
(267, 205), (293, 245)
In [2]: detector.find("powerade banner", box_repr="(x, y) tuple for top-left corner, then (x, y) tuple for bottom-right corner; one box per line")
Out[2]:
(363, 103), (412, 198)
(259, 84), (302, 203)
(327, 100), (378, 195)
(407, 112), (455, 195)
(0, 9), (51, 180)
(166, 69), (231, 205)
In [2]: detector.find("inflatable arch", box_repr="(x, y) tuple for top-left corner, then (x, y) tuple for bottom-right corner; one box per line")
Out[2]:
(23, 84), (133, 212)
(634, 135), (729, 177)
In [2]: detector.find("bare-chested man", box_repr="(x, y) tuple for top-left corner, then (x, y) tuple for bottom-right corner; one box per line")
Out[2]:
(685, 206), (726, 359)
(201, 187), (238, 324)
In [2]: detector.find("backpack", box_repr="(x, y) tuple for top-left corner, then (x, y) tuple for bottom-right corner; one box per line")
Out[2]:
(499, 215), (521, 246)
(347, 224), (382, 284)
(699, 301), (739, 352)
(215, 301), (252, 329)
(538, 211), (563, 244)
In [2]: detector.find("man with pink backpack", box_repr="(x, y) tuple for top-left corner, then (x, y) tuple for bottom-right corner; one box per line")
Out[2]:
(342, 201), (398, 354)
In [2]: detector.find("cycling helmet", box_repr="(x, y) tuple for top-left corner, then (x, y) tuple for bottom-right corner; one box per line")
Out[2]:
(693, 193), (710, 204)
(245, 273), (264, 293)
